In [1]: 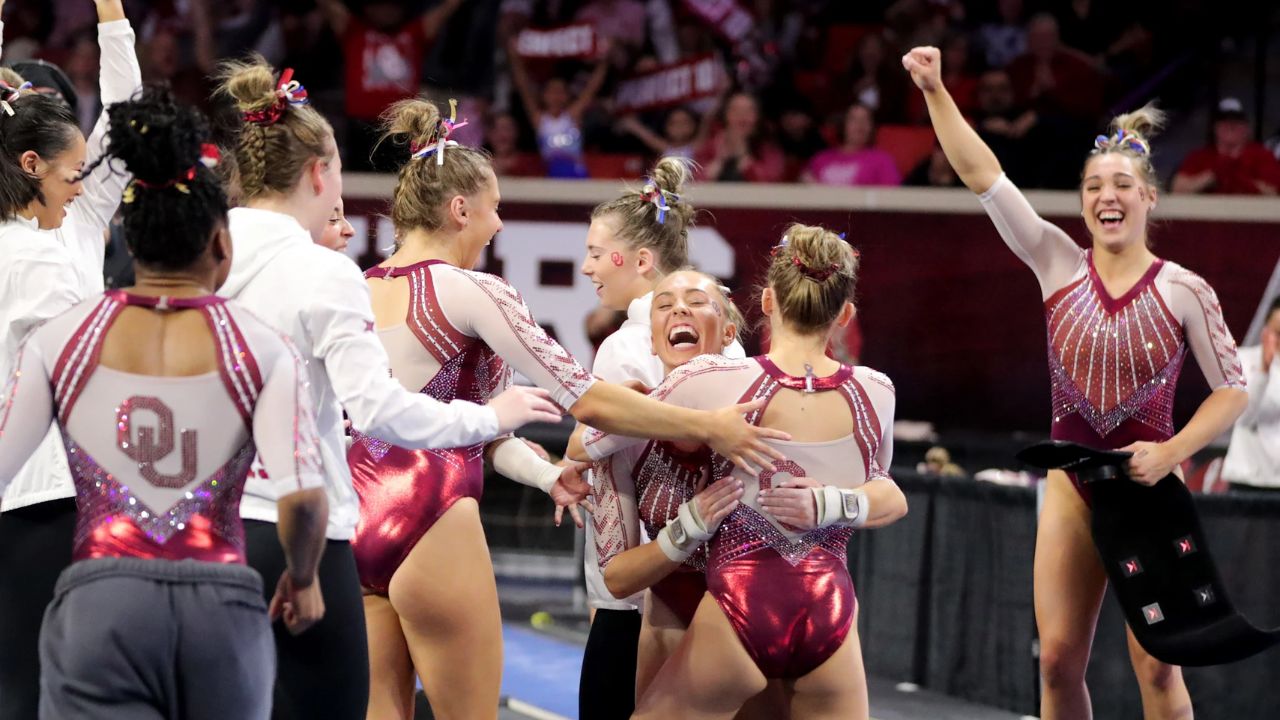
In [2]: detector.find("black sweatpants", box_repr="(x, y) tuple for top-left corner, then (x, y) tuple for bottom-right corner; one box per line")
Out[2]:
(0, 498), (76, 720)
(578, 607), (642, 719)
(243, 521), (370, 720)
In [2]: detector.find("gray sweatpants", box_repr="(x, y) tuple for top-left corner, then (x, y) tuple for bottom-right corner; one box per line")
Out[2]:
(39, 557), (275, 720)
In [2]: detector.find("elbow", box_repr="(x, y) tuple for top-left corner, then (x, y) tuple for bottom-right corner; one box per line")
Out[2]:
(1223, 387), (1250, 423)
(567, 442), (590, 463)
(602, 566), (640, 601)
(279, 488), (330, 536)
(569, 391), (604, 429)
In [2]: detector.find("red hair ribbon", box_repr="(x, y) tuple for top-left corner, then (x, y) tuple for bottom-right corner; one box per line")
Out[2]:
(243, 68), (309, 126)
(792, 256), (840, 281)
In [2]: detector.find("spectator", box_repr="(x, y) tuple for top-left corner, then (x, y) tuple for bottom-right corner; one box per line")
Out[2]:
(803, 103), (901, 187)
(918, 446), (966, 477)
(316, 0), (463, 169)
(905, 143), (963, 187)
(486, 111), (547, 177)
(972, 68), (1038, 186)
(615, 106), (705, 161)
(695, 91), (785, 182)
(1054, 0), (1113, 57)
(775, 96), (826, 181)
(1221, 296), (1280, 492)
(1006, 13), (1102, 125)
(140, 14), (215, 112)
(508, 37), (610, 178)
(61, 28), (100, 131)
(838, 30), (908, 123)
(1173, 98), (1280, 195)
(977, 0), (1027, 69)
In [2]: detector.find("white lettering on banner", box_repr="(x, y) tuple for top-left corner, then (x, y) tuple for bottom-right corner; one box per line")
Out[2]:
(615, 56), (722, 113)
(516, 25), (596, 58)
(487, 221), (736, 381)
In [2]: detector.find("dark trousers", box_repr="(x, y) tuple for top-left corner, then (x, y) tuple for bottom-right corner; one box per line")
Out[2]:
(39, 557), (274, 720)
(578, 607), (642, 720)
(0, 499), (76, 720)
(243, 521), (370, 720)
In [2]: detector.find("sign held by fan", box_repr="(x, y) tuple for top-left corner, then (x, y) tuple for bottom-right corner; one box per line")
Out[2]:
(614, 54), (723, 113)
(515, 24), (598, 59)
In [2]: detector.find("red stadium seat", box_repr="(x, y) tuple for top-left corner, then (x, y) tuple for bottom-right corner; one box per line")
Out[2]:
(823, 25), (878, 75)
(876, 125), (937, 176)
(584, 153), (646, 179)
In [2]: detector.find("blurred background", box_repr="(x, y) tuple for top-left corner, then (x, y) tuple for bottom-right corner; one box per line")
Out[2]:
(10, 0), (1280, 717)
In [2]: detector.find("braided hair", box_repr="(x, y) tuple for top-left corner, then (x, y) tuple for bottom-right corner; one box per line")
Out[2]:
(83, 85), (227, 271)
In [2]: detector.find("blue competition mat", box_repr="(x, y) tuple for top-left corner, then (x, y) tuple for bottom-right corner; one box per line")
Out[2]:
(501, 623), (584, 719)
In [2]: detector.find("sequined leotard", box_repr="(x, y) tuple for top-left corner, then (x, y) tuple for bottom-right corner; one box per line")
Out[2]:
(348, 260), (595, 594)
(585, 355), (896, 678)
(979, 174), (1246, 500)
(591, 438), (713, 625)
(0, 292), (324, 563)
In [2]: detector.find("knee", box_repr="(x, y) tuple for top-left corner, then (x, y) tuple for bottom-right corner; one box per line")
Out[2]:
(1131, 650), (1181, 693)
(1039, 639), (1090, 691)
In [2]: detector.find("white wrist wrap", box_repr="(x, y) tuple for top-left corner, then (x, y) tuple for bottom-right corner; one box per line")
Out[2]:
(656, 499), (714, 562)
(492, 438), (560, 494)
(813, 486), (870, 529)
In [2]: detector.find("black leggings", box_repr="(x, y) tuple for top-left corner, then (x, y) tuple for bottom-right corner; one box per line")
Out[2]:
(579, 607), (642, 720)
(243, 521), (370, 720)
(0, 498), (76, 720)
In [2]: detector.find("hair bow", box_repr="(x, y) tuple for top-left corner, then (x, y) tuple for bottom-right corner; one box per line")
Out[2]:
(0, 81), (31, 117)
(640, 179), (675, 224)
(243, 68), (310, 126)
(412, 99), (470, 166)
(1093, 127), (1149, 156)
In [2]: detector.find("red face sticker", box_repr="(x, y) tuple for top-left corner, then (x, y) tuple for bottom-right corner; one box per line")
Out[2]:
(610, 251), (624, 267)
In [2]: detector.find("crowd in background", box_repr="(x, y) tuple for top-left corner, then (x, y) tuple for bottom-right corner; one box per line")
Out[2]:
(2, 0), (1275, 192)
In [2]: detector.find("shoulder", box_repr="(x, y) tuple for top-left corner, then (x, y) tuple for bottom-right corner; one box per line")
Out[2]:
(665, 354), (752, 384)
(438, 265), (520, 298)
(0, 226), (75, 267)
(1160, 261), (1216, 296)
(853, 365), (895, 395)
(30, 294), (112, 349)
(222, 300), (301, 362)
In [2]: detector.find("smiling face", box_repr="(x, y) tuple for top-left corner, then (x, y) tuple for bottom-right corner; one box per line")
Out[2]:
(1080, 152), (1156, 252)
(455, 170), (503, 269)
(26, 129), (87, 230)
(650, 271), (737, 372)
(580, 215), (648, 311)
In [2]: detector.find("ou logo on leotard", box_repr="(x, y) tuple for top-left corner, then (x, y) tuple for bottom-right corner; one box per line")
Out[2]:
(758, 460), (808, 532)
(116, 396), (198, 489)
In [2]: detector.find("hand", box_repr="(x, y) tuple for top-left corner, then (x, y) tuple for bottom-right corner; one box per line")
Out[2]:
(268, 573), (325, 636)
(1263, 328), (1277, 369)
(1119, 441), (1178, 486)
(550, 461), (595, 528)
(94, 0), (127, 22)
(901, 46), (942, 93)
(705, 398), (790, 477)
(758, 477), (823, 530)
(488, 386), (563, 434)
(691, 476), (744, 528)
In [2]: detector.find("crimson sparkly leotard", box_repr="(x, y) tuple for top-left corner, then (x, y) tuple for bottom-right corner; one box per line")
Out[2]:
(979, 174), (1245, 500)
(0, 291), (324, 563)
(585, 355), (896, 678)
(348, 260), (594, 594)
(591, 438), (713, 625)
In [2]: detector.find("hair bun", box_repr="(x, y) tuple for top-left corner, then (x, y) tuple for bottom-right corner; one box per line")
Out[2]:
(107, 86), (206, 187)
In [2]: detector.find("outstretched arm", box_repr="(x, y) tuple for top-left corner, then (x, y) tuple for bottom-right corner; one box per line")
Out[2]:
(420, 0), (463, 40)
(567, 49), (610, 122)
(507, 38), (543, 127)
(902, 46), (1001, 194)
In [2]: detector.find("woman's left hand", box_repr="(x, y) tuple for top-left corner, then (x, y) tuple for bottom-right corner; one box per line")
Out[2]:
(1119, 441), (1178, 486)
(551, 461), (594, 528)
(758, 477), (824, 530)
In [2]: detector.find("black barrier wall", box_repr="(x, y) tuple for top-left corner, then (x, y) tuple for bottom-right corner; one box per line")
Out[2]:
(851, 473), (1280, 718)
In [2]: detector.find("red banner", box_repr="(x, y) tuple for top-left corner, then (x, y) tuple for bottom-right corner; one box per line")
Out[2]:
(613, 54), (724, 113)
(680, 0), (755, 45)
(514, 24), (597, 59)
